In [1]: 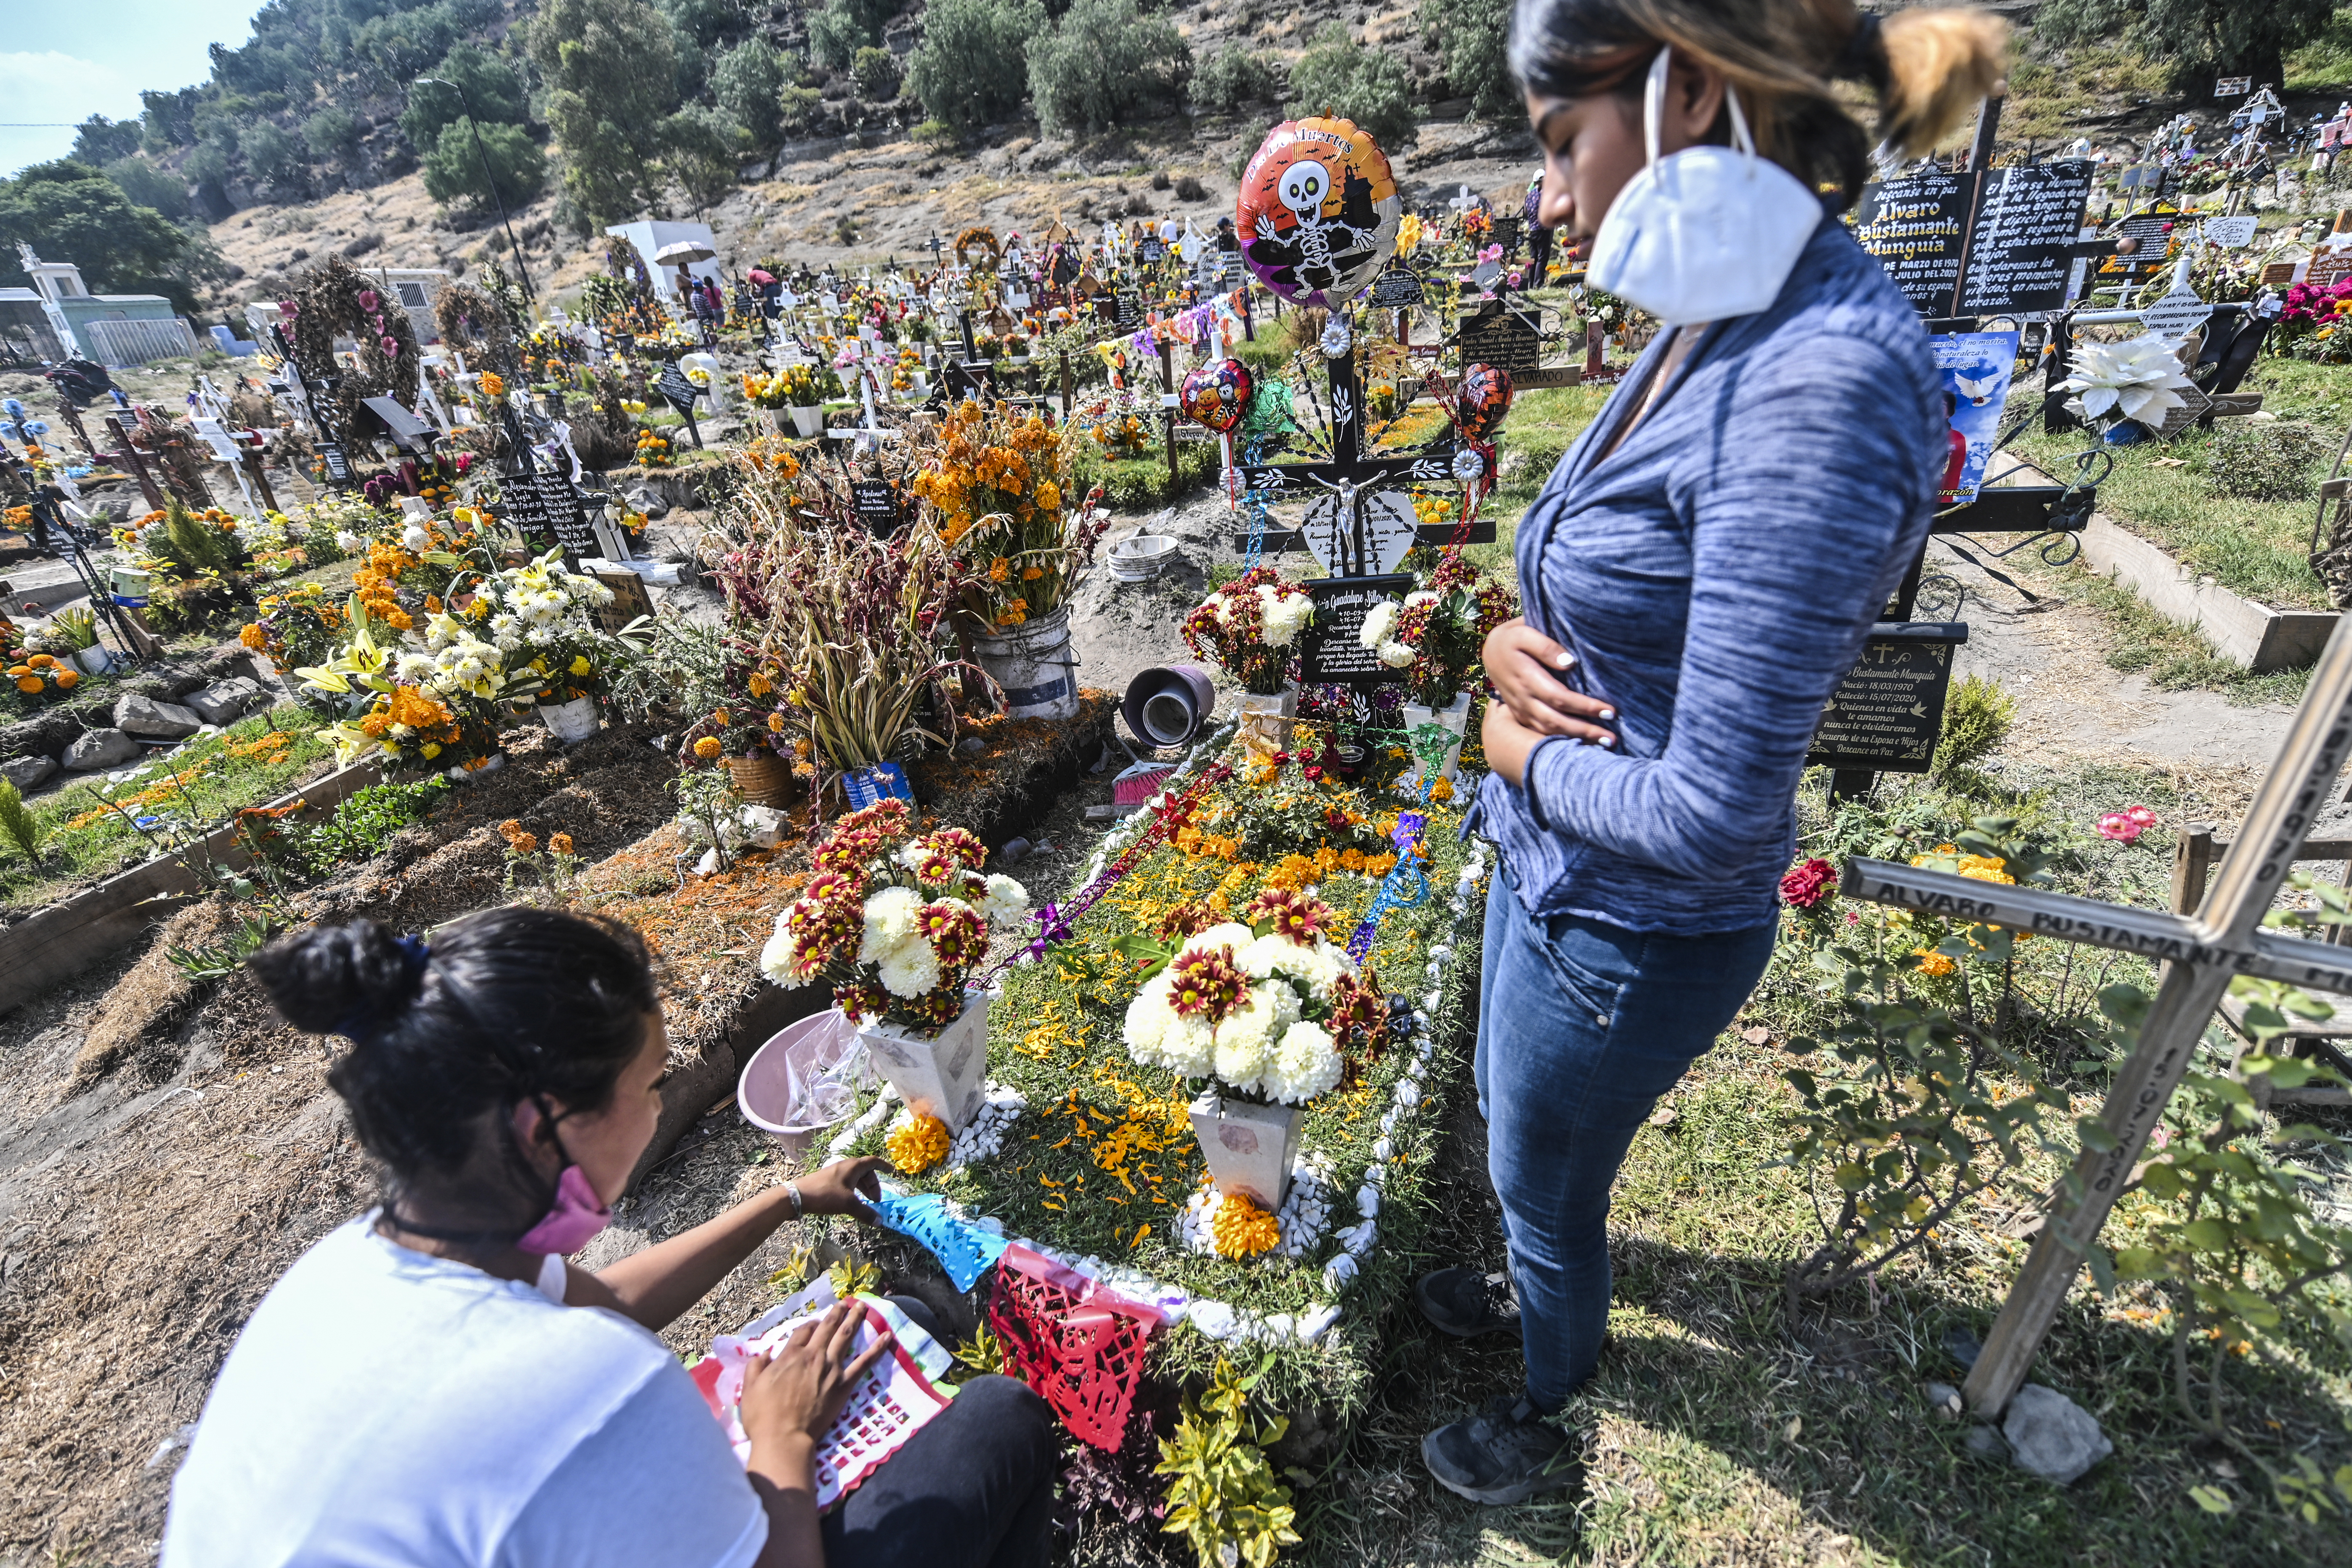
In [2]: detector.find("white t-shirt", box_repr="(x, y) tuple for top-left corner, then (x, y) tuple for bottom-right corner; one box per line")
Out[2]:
(163, 1216), (766, 1568)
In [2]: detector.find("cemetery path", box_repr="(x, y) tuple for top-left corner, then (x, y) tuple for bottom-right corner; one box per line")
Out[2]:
(1932, 538), (2298, 775)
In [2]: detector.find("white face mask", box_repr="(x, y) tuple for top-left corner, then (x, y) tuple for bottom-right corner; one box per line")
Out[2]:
(1585, 48), (1824, 326)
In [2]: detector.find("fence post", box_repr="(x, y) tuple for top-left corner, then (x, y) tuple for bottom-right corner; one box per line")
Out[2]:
(1159, 339), (1179, 491)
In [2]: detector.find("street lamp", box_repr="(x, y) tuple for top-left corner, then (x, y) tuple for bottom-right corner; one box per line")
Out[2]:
(410, 76), (539, 321)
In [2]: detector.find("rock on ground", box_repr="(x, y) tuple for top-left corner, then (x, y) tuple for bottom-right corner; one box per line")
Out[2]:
(113, 693), (203, 741)
(183, 677), (267, 727)
(2002, 1382), (2113, 1485)
(63, 727), (142, 770)
(2, 753), (58, 790)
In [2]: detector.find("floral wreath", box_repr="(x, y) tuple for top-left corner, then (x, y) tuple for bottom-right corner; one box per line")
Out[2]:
(282, 255), (424, 442)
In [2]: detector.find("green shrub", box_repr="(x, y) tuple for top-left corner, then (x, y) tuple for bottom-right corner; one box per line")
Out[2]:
(302, 778), (451, 873)
(906, 0), (1041, 133)
(1070, 439), (1218, 510)
(0, 780), (44, 865)
(778, 84), (826, 136)
(852, 45), (901, 100)
(1285, 23), (1418, 149)
(419, 115), (547, 210)
(1931, 673), (2014, 777)
(1190, 46), (1281, 114)
(2206, 420), (2331, 503)
(1419, 0), (1515, 118)
(1155, 1358), (1299, 1568)
(712, 38), (790, 145)
(1026, 0), (1190, 135)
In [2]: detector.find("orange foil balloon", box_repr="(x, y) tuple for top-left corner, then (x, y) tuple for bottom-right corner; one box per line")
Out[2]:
(1235, 116), (1403, 310)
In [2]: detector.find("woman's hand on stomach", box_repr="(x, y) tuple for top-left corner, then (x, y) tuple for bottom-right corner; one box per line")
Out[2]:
(1483, 618), (1616, 743)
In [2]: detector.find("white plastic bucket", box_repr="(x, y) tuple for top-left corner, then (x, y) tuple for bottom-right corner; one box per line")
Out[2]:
(974, 603), (1080, 722)
(542, 695), (601, 744)
(1108, 534), (1176, 582)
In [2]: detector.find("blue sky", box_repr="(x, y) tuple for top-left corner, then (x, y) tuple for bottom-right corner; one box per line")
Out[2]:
(3, 3), (269, 179)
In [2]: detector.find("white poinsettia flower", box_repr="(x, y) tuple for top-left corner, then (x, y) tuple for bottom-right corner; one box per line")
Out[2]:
(2059, 335), (2195, 427)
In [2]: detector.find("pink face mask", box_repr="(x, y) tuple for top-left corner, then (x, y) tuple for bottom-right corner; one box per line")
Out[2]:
(517, 1162), (612, 1256)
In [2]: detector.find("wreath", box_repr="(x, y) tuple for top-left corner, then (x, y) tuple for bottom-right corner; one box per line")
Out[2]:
(955, 226), (1003, 273)
(434, 281), (522, 378)
(284, 254), (423, 441)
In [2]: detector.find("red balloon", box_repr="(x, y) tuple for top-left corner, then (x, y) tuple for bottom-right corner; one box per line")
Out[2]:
(1180, 358), (1254, 434)
(1458, 363), (1514, 440)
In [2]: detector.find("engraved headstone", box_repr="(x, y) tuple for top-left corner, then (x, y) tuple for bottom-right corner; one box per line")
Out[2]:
(1299, 575), (1415, 685)
(1805, 623), (1967, 773)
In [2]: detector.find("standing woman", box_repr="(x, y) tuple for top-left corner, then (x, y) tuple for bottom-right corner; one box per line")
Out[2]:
(1415, 0), (2008, 1504)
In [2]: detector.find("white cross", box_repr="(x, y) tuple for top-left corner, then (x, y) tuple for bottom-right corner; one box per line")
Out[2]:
(1841, 620), (2352, 1417)
(1448, 185), (1482, 218)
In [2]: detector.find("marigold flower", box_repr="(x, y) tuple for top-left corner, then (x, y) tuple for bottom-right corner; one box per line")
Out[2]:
(240, 623), (268, 650)
(887, 1112), (951, 1173)
(693, 736), (722, 758)
(1210, 1192), (1281, 1258)
(1913, 947), (1958, 978)
(14, 675), (40, 694)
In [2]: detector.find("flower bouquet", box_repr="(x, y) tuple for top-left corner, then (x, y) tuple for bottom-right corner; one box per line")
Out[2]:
(8, 652), (80, 702)
(1357, 549), (1516, 787)
(1119, 886), (1362, 1226)
(1183, 566), (1314, 745)
(759, 799), (1031, 1133)
(470, 549), (644, 741)
(912, 400), (1105, 639)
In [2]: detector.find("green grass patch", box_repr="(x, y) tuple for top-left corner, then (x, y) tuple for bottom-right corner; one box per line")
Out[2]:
(0, 704), (339, 912)
(2288, 7), (2352, 93)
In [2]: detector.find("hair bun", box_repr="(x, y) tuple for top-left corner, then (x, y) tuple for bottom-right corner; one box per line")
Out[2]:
(251, 921), (426, 1037)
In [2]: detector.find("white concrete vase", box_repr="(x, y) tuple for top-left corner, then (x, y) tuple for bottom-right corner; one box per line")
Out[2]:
(857, 996), (990, 1131)
(1188, 1090), (1303, 1211)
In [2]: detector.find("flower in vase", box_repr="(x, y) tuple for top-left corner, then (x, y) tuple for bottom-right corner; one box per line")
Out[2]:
(876, 937), (945, 998)
(1245, 887), (1337, 945)
(2059, 335), (2195, 427)
(859, 886), (923, 961)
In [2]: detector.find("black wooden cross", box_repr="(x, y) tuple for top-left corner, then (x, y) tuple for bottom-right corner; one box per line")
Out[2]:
(1228, 311), (1488, 569)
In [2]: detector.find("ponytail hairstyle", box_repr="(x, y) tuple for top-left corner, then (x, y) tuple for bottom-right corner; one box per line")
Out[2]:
(251, 908), (660, 1207)
(1508, 0), (2009, 212)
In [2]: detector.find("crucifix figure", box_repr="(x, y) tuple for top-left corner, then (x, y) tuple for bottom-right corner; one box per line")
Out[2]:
(1839, 618), (2352, 1417)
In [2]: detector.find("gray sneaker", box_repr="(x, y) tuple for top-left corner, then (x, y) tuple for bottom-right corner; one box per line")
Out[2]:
(1421, 1393), (1579, 1505)
(1415, 1267), (1522, 1338)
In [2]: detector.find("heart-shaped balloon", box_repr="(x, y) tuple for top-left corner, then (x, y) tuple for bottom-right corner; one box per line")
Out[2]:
(1180, 358), (1254, 434)
(1457, 363), (1514, 441)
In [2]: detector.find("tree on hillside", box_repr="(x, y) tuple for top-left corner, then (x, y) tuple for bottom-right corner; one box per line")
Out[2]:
(243, 122), (309, 192)
(1027, 0), (1191, 135)
(907, 0), (1042, 134)
(1420, 0), (1515, 119)
(713, 38), (791, 146)
(1191, 47), (1283, 115)
(1287, 24), (1420, 150)
(420, 117), (550, 211)
(304, 107), (366, 162)
(70, 117), (144, 167)
(401, 42), (529, 156)
(527, 0), (680, 227)
(104, 157), (189, 220)
(660, 107), (746, 215)
(658, 0), (751, 49)
(2034, 0), (2336, 96)
(0, 162), (193, 302)
(807, 0), (905, 71)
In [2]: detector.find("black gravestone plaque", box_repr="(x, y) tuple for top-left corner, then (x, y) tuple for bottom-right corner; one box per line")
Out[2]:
(1114, 292), (1142, 330)
(2097, 207), (2181, 286)
(1959, 161), (2095, 315)
(500, 470), (597, 556)
(1491, 214), (1523, 254)
(1853, 172), (1972, 314)
(1140, 237), (1167, 263)
(656, 364), (701, 415)
(852, 478), (902, 535)
(1300, 575), (1415, 687)
(358, 395), (433, 452)
(1455, 305), (1542, 377)
(317, 441), (353, 483)
(1805, 622), (1968, 773)
(1370, 263), (1427, 308)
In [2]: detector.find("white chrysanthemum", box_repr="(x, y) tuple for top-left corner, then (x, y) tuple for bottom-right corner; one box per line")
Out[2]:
(489, 612), (520, 639)
(1404, 590), (1438, 609)
(401, 523), (432, 552)
(394, 651), (437, 682)
(1358, 600), (1399, 650)
(334, 530), (363, 552)
(1378, 639), (1415, 669)
(1264, 1021), (1341, 1104)
(1258, 584), (1312, 648)
(859, 885), (922, 963)
(977, 873), (1030, 925)
(758, 921), (804, 985)
(1123, 981), (1174, 1063)
(1157, 1008), (1217, 1078)
(875, 936), (943, 998)
(1180, 922), (1256, 961)
(1242, 934), (1354, 1001)
(1211, 980), (1298, 1092)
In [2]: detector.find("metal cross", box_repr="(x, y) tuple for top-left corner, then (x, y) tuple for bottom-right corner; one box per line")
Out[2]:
(1839, 617), (2352, 1416)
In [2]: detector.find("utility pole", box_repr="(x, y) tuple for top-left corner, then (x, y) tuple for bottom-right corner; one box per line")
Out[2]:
(411, 76), (539, 321)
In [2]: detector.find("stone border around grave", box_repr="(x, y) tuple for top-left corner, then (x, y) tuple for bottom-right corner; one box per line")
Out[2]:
(0, 760), (382, 1016)
(2078, 513), (2337, 673)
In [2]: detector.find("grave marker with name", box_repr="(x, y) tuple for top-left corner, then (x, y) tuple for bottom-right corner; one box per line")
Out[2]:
(1113, 292), (1142, 330)
(1370, 263), (1427, 308)
(1299, 575), (1414, 685)
(1805, 623), (1968, 773)
(2098, 206), (2182, 285)
(1455, 304), (1543, 377)
(1853, 171), (1972, 313)
(499, 469), (598, 556)
(852, 478), (903, 535)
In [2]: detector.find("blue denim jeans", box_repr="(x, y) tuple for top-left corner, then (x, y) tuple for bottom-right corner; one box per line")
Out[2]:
(1475, 870), (1775, 1411)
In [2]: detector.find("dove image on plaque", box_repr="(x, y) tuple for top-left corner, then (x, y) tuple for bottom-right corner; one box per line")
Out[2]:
(1930, 332), (2018, 505)
(1236, 117), (1403, 309)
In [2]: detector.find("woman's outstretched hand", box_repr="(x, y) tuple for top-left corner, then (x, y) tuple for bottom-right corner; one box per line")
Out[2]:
(1483, 618), (1617, 744)
(741, 1299), (894, 1451)
(794, 1156), (889, 1223)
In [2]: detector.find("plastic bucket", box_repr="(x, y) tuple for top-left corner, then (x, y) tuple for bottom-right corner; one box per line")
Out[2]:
(1123, 663), (1216, 747)
(974, 604), (1080, 722)
(738, 1008), (871, 1137)
(541, 696), (601, 743)
(1108, 534), (1177, 582)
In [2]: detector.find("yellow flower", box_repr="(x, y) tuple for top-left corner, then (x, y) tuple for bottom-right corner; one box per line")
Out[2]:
(1210, 1192), (1281, 1258)
(1912, 947), (1958, 978)
(1020, 565), (1043, 582)
(569, 655), (592, 677)
(713, 708), (732, 726)
(749, 671), (772, 696)
(693, 736), (723, 758)
(1431, 778), (1455, 803)
(988, 557), (1011, 584)
(887, 1113), (950, 1174)
(550, 833), (573, 854)
(767, 712), (786, 732)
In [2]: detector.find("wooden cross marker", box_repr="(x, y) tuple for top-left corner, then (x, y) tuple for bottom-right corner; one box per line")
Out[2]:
(1838, 618), (2352, 1417)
